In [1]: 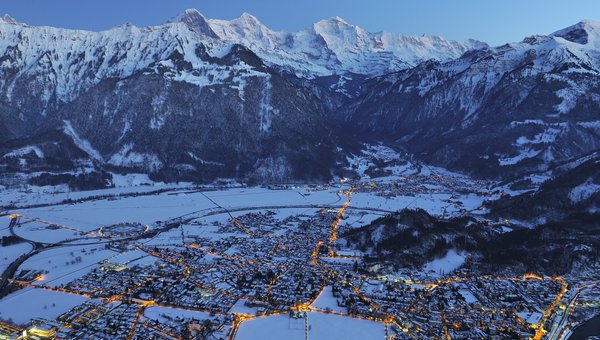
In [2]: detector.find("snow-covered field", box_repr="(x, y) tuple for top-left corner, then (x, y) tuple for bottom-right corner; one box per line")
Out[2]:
(351, 192), (477, 216)
(0, 242), (32, 273)
(11, 187), (341, 236)
(0, 165), (497, 334)
(0, 216), (34, 273)
(143, 306), (215, 323)
(0, 287), (89, 325)
(236, 314), (304, 340)
(0, 182), (183, 208)
(311, 286), (347, 313)
(13, 220), (81, 244)
(19, 244), (117, 287)
(423, 249), (466, 276)
(236, 312), (385, 340)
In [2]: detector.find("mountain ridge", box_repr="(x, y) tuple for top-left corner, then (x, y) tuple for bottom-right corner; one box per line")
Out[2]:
(0, 10), (599, 188)
(339, 18), (600, 179)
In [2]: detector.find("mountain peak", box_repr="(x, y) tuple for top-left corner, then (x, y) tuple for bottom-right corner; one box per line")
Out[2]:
(315, 16), (351, 28)
(235, 12), (263, 26)
(172, 8), (205, 21)
(552, 19), (600, 45)
(239, 12), (258, 20)
(1, 14), (18, 25)
(329, 16), (349, 25)
(170, 8), (218, 38)
(578, 19), (600, 31)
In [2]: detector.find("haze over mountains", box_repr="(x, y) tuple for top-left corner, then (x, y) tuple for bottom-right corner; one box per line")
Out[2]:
(0, 9), (599, 200)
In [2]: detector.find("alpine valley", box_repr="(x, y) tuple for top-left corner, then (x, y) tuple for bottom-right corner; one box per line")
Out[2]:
(0, 8), (599, 340)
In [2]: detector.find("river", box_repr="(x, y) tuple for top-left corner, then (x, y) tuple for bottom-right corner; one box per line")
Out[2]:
(569, 314), (600, 340)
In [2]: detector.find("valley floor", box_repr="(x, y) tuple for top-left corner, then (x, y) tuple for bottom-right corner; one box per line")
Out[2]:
(0, 150), (597, 339)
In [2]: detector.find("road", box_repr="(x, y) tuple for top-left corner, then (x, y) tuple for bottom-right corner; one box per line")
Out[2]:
(0, 216), (39, 295)
(1, 198), (392, 297)
(546, 281), (599, 340)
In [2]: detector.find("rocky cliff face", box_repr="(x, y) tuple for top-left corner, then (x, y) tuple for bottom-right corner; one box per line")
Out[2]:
(1, 11), (599, 186)
(340, 20), (600, 179)
(0, 10), (484, 184)
(58, 47), (340, 183)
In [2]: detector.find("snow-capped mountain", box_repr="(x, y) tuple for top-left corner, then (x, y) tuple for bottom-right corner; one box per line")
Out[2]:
(204, 10), (486, 77)
(1, 10), (599, 187)
(0, 12), (344, 183)
(0, 8), (483, 115)
(340, 20), (600, 179)
(0, 9), (487, 184)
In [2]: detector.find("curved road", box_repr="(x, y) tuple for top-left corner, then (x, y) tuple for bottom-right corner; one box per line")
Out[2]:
(1, 201), (395, 298)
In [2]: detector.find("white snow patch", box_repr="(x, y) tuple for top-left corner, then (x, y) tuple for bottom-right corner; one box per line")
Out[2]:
(108, 144), (163, 171)
(258, 75), (276, 134)
(310, 286), (346, 313)
(423, 249), (465, 275)
(569, 179), (600, 202)
(236, 311), (384, 340)
(459, 289), (478, 304)
(2, 146), (44, 159)
(110, 173), (157, 187)
(0, 287), (88, 325)
(498, 149), (541, 166)
(150, 115), (166, 130)
(187, 152), (225, 166)
(63, 120), (104, 162)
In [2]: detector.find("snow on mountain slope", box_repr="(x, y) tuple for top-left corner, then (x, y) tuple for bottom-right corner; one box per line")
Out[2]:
(552, 19), (600, 48)
(340, 20), (600, 179)
(0, 10), (345, 182)
(0, 13), (229, 105)
(209, 12), (281, 51)
(206, 11), (486, 77)
(1, 145), (44, 159)
(63, 120), (104, 162)
(168, 8), (218, 38)
(0, 8), (484, 109)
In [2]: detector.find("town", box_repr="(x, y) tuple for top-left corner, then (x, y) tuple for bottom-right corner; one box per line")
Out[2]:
(0, 160), (598, 339)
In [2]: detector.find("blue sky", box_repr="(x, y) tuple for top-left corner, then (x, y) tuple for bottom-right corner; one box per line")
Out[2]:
(1, 0), (598, 45)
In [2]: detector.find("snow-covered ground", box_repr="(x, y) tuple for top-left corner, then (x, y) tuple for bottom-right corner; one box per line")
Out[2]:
(229, 299), (260, 315)
(13, 220), (81, 244)
(569, 180), (600, 203)
(0, 242), (32, 273)
(236, 314), (304, 340)
(346, 144), (419, 178)
(11, 187), (341, 235)
(109, 173), (160, 187)
(236, 312), (385, 340)
(423, 249), (466, 276)
(0, 182), (186, 208)
(143, 306), (214, 323)
(0, 216), (34, 273)
(0, 287), (88, 325)
(19, 244), (117, 287)
(351, 192), (484, 217)
(342, 210), (386, 228)
(311, 286), (347, 313)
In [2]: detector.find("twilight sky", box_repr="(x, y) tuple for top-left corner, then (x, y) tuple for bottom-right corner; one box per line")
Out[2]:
(1, 0), (598, 45)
